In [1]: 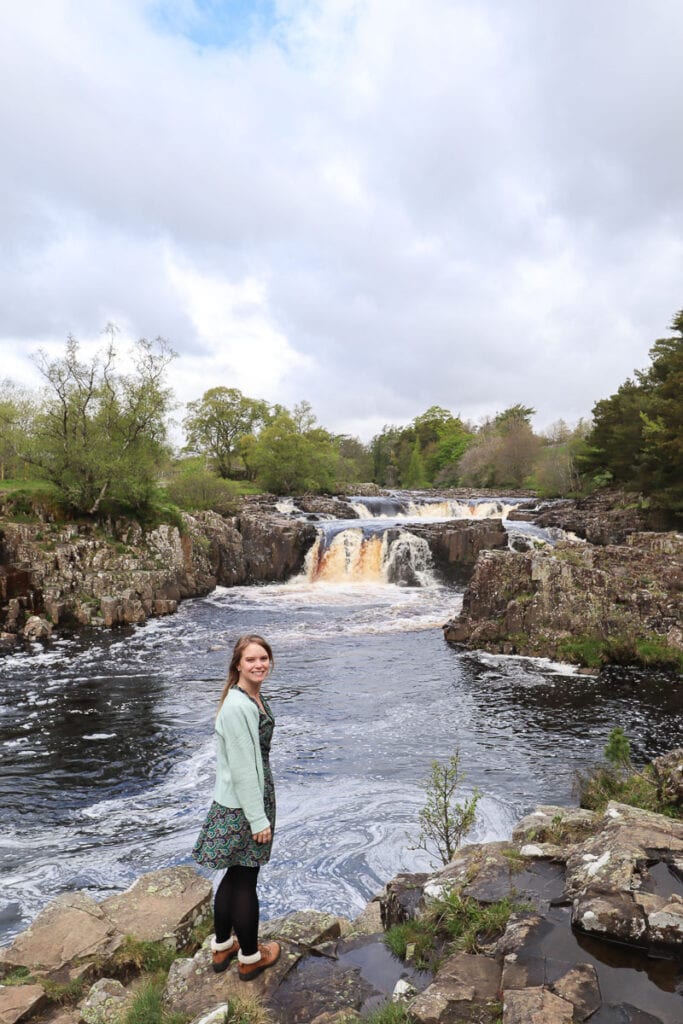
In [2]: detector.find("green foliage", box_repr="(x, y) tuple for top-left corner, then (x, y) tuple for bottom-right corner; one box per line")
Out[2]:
(113, 936), (178, 975)
(370, 407), (475, 488)
(576, 729), (681, 817)
(403, 437), (427, 488)
(17, 332), (175, 517)
(384, 920), (437, 970)
(122, 974), (189, 1024)
(458, 410), (542, 489)
(385, 892), (522, 973)
(430, 891), (521, 954)
(582, 311), (683, 510)
(41, 976), (88, 1005)
(558, 633), (683, 672)
(604, 727), (631, 769)
(0, 966), (34, 986)
(165, 458), (240, 513)
(246, 409), (343, 494)
(362, 1001), (412, 1024)
(414, 749), (480, 865)
(183, 387), (269, 479)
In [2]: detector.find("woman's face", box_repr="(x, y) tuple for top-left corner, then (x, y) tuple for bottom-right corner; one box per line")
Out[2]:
(238, 642), (271, 687)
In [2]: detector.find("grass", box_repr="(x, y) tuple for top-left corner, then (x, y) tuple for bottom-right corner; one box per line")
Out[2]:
(227, 993), (272, 1024)
(385, 891), (523, 972)
(112, 936), (178, 976)
(430, 891), (521, 954)
(363, 1002), (411, 1024)
(384, 920), (437, 970)
(41, 976), (88, 1005)
(558, 633), (683, 672)
(0, 966), (34, 985)
(500, 847), (526, 870)
(122, 974), (190, 1024)
(576, 763), (681, 817)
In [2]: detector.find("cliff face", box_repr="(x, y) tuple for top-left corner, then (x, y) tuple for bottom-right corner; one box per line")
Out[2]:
(443, 531), (683, 668)
(0, 510), (316, 645)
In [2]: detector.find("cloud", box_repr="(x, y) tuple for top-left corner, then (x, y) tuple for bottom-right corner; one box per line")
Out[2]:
(1, 0), (682, 440)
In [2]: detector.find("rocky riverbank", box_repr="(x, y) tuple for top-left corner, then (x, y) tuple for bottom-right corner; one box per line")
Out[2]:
(443, 489), (683, 672)
(0, 493), (511, 649)
(443, 530), (683, 671)
(2, 750), (682, 1024)
(0, 506), (316, 649)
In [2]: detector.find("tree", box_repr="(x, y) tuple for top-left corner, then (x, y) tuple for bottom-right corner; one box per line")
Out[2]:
(404, 437), (428, 488)
(414, 749), (480, 866)
(582, 311), (683, 509)
(183, 387), (269, 478)
(0, 380), (34, 480)
(248, 409), (341, 494)
(21, 332), (175, 515)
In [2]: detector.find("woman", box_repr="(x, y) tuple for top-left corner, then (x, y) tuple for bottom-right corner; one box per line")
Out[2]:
(192, 634), (280, 981)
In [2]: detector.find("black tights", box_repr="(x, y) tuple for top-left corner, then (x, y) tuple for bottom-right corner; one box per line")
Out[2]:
(214, 865), (260, 955)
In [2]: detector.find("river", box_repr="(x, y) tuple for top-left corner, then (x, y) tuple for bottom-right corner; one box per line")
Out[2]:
(1, 495), (682, 946)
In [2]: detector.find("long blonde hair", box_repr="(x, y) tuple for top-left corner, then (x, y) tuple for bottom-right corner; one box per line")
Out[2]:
(217, 634), (274, 711)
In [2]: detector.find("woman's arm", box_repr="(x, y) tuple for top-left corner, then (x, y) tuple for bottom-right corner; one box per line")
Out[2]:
(219, 704), (270, 835)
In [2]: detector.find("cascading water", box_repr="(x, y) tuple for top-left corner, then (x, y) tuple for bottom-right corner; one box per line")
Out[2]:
(303, 526), (434, 587)
(349, 494), (526, 521)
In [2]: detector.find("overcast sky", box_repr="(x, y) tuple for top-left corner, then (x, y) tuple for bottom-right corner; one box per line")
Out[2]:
(2, 0), (682, 441)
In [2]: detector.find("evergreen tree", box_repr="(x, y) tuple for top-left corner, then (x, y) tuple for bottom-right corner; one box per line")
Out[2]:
(582, 311), (683, 510)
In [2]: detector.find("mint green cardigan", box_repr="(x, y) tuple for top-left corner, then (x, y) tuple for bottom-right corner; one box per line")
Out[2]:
(214, 686), (270, 834)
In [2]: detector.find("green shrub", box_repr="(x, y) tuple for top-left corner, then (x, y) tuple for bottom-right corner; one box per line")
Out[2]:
(429, 891), (521, 954)
(165, 461), (240, 514)
(576, 728), (681, 817)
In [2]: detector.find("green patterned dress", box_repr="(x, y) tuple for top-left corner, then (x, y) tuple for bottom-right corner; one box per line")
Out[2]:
(192, 692), (275, 869)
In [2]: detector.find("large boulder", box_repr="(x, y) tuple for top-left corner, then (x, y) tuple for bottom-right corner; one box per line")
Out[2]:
(100, 866), (211, 950)
(163, 938), (301, 1019)
(406, 520), (508, 583)
(0, 982), (47, 1024)
(237, 514), (316, 583)
(0, 892), (122, 977)
(79, 978), (131, 1024)
(408, 951), (501, 1024)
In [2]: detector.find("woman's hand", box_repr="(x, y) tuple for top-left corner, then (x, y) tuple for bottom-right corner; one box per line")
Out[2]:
(253, 826), (272, 844)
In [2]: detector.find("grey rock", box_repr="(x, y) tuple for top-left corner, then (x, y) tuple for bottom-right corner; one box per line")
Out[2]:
(79, 978), (130, 1024)
(101, 866), (212, 950)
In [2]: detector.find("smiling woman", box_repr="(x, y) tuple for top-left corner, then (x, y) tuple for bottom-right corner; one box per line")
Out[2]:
(192, 634), (281, 982)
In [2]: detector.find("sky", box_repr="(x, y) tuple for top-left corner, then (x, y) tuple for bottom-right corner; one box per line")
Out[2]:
(2, 0), (683, 443)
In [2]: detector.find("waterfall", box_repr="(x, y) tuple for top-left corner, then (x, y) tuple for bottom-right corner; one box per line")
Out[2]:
(303, 527), (435, 586)
(349, 494), (525, 520)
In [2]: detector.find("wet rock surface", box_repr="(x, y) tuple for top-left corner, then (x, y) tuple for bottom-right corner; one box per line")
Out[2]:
(406, 520), (508, 583)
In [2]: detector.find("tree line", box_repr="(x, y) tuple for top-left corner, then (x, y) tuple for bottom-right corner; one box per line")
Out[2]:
(1, 311), (681, 517)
